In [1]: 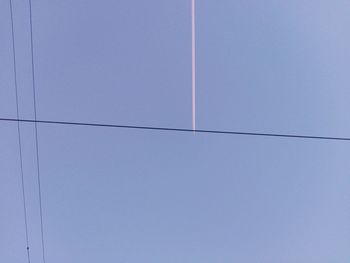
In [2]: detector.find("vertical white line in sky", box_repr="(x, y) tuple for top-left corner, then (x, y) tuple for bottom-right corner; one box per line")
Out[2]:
(192, 0), (196, 131)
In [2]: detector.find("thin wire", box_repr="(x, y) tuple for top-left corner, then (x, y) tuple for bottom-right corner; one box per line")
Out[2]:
(1, 117), (350, 142)
(9, 1), (31, 262)
(27, 1), (46, 262)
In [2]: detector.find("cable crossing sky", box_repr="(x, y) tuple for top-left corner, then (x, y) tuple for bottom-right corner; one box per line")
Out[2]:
(1, 117), (350, 142)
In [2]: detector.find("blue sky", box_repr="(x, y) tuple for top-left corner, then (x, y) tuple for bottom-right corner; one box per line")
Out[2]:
(1, 0), (350, 262)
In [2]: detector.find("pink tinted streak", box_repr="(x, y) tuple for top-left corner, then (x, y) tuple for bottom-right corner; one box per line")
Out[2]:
(192, 0), (196, 131)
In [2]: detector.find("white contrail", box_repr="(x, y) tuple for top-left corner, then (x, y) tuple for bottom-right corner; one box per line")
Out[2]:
(192, 0), (196, 131)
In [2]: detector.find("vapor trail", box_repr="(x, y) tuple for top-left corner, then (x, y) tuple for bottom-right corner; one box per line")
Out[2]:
(192, 0), (196, 131)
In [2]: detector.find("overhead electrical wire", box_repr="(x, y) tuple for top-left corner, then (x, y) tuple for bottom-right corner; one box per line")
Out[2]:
(9, 1), (31, 262)
(27, 1), (46, 262)
(1, 117), (350, 142)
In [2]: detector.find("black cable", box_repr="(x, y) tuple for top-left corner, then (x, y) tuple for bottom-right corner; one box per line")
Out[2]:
(1, 117), (350, 142)
(27, 1), (46, 262)
(9, 1), (31, 262)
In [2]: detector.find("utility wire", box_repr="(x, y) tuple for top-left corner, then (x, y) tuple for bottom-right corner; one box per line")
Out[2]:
(27, 1), (46, 262)
(9, 1), (31, 262)
(1, 117), (350, 142)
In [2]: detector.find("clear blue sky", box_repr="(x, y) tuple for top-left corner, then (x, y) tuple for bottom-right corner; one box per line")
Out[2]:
(1, 0), (350, 262)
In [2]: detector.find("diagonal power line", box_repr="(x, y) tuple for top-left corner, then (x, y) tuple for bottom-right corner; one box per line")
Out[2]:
(27, 1), (46, 262)
(9, 1), (31, 262)
(1, 117), (350, 142)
